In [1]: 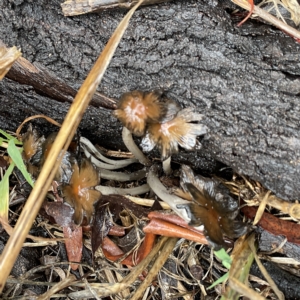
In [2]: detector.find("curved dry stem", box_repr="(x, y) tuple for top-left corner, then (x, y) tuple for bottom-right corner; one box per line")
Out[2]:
(99, 168), (146, 182)
(80, 137), (137, 166)
(122, 127), (151, 166)
(95, 184), (150, 195)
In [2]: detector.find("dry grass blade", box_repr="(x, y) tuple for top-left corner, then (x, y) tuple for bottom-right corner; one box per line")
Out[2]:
(0, 0), (144, 291)
(68, 236), (170, 298)
(131, 237), (178, 300)
(248, 234), (285, 300)
(253, 190), (271, 225)
(125, 195), (171, 209)
(224, 234), (255, 300)
(232, 0), (300, 39)
(0, 41), (21, 80)
(15, 114), (61, 137)
(36, 275), (77, 300)
(228, 277), (265, 300)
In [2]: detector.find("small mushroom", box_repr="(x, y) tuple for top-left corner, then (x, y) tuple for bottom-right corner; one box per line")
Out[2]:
(141, 107), (208, 174)
(113, 90), (170, 166)
(113, 90), (169, 136)
(62, 158), (101, 225)
(176, 165), (248, 249)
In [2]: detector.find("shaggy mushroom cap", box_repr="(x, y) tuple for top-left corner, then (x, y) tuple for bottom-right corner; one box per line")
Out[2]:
(141, 108), (208, 160)
(62, 158), (101, 225)
(113, 90), (173, 136)
(176, 165), (249, 249)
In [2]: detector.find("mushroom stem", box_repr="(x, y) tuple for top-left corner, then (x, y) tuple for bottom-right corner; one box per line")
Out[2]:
(99, 168), (146, 182)
(147, 168), (191, 223)
(95, 184), (150, 196)
(80, 137), (137, 166)
(162, 157), (172, 175)
(82, 146), (138, 170)
(122, 127), (151, 166)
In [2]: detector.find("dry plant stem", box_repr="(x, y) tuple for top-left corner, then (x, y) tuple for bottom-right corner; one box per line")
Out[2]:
(95, 183), (150, 195)
(80, 137), (138, 166)
(237, 0), (254, 26)
(0, 1), (144, 291)
(125, 195), (171, 209)
(162, 156), (172, 175)
(232, 0), (300, 39)
(99, 168), (146, 181)
(248, 234), (284, 300)
(122, 127), (151, 166)
(130, 237), (178, 300)
(61, 0), (171, 16)
(253, 190), (271, 225)
(228, 277), (265, 300)
(0, 217), (62, 243)
(16, 114), (61, 137)
(68, 236), (170, 298)
(266, 195), (300, 219)
(36, 275), (77, 300)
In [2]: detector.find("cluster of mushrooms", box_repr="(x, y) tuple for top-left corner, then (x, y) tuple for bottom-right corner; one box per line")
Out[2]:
(22, 90), (248, 249)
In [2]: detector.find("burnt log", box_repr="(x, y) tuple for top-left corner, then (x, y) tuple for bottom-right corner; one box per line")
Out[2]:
(0, 0), (299, 200)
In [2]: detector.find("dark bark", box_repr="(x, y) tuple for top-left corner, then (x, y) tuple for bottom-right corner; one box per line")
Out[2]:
(0, 0), (299, 200)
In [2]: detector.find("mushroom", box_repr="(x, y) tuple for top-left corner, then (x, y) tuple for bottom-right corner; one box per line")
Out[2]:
(113, 90), (178, 167)
(176, 165), (248, 249)
(141, 107), (208, 174)
(61, 158), (101, 225)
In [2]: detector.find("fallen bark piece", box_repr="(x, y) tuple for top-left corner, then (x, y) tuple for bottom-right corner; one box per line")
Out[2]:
(6, 54), (116, 109)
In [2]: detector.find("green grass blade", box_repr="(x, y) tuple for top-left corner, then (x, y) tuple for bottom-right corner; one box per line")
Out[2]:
(0, 162), (15, 220)
(0, 129), (22, 145)
(208, 272), (229, 290)
(7, 139), (34, 187)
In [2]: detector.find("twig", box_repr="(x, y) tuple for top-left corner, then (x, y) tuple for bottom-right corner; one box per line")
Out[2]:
(130, 237), (178, 300)
(232, 0), (300, 39)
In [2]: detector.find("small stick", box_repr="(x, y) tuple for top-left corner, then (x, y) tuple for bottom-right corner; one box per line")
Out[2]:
(130, 237), (178, 300)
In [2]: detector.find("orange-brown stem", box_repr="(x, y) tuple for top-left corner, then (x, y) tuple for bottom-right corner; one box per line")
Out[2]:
(102, 234), (156, 266)
(148, 211), (206, 236)
(135, 233), (156, 263)
(238, 0), (254, 27)
(143, 218), (208, 244)
(148, 211), (189, 227)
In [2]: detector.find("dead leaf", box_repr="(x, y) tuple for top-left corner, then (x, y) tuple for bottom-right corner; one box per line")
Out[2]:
(63, 226), (83, 270)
